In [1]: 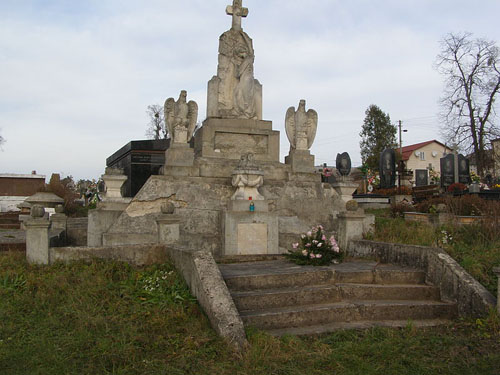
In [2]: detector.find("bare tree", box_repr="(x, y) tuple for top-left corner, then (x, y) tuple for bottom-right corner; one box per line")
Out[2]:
(435, 32), (500, 175)
(145, 104), (167, 140)
(0, 129), (5, 149)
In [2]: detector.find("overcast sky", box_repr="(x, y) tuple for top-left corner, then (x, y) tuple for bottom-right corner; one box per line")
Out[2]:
(1, 0), (500, 181)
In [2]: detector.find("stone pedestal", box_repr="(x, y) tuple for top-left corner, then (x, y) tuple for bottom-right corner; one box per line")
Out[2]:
(337, 211), (366, 250)
(223, 200), (279, 256)
(165, 143), (195, 168)
(285, 149), (315, 173)
(331, 181), (358, 203)
(25, 218), (51, 265)
(87, 200), (131, 247)
(156, 214), (180, 245)
(50, 213), (67, 232)
(194, 118), (280, 162)
(493, 267), (500, 313)
(102, 174), (128, 199)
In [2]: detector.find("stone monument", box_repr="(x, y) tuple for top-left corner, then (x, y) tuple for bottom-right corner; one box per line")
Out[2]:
(458, 154), (470, 184)
(379, 148), (396, 189)
(336, 152), (352, 179)
(332, 152), (358, 203)
(207, 0), (262, 120)
(440, 154), (455, 187)
(164, 90), (198, 168)
(195, 0), (278, 164)
(223, 154), (278, 255)
(284, 100), (317, 173)
(87, 1), (346, 257)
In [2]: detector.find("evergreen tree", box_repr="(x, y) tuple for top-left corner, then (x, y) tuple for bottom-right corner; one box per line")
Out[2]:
(359, 104), (397, 171)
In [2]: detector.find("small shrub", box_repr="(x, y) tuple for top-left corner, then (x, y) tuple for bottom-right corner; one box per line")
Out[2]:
(447, 182), (467, 193)
(390, 201), (414, 218)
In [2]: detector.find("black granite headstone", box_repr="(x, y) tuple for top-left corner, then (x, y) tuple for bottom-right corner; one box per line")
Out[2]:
(335, 152), (351, 176)
(379, 149), (396, 189)
(458, 154), (470, 184)
(440, 153), (455, 187)
(415, 169), (428, 187)
(106, 139), (170, 197)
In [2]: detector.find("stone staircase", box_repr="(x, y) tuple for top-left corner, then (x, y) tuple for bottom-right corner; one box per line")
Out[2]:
(219, 259), (457, 336)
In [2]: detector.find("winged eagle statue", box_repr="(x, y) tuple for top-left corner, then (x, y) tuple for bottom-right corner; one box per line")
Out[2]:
(285, 99), (318, 151)
(164, 90), (198, 144)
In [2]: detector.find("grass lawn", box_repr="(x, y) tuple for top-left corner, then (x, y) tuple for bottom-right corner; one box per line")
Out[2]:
(1, 251), (499, 375)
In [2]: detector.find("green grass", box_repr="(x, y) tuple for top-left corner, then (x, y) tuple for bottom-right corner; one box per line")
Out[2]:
(365, 209), (500, 295)
(1, 251), (499, 374)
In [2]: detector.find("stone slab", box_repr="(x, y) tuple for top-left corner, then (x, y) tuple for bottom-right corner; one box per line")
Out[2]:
(237, 223), (267, 254)
(194, 118), (280, 162)
(285, 149), (315, 173)
(223, 210), (279, 256)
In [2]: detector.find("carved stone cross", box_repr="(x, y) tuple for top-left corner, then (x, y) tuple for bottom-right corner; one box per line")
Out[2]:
(226, 0), (248, 31)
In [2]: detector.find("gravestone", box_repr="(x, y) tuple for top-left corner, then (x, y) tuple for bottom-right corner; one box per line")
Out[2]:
(336, 152), (351, 177)
(440, 154), (455, 187)
(106, 139), (170, 197)
(415, 169), (428, 187)
(458, 154), (470, 184)
(379, 149), (396, 189)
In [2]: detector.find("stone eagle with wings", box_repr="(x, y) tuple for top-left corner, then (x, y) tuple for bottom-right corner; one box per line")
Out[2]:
(164, 90), (198, 144)
(285, 99), (317, 151)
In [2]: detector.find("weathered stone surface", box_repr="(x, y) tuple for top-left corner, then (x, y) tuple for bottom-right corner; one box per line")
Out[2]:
(164, 90), (198, 144)
(87, 209), (124, 247)
(102, 173), (127, 199)
(348, 240), (496, 317)
(30, 204), (45, 218)
(231, 153), (264, 200)
(337, 211), (365, 250)
(285, 100), (317, 151)
(25, 217), (50, 265)
(194, 118), (279, 162)
(207, 1), (262, 121)
(284, 149), (315, 173)
(101, 173), (343, 257)
(165, 246), (248, 352)
(50, 244), (168, 266)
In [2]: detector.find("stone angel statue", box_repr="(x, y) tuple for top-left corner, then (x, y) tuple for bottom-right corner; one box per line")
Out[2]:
(164, 90), (198, 144)
(285, 99), (317, 151)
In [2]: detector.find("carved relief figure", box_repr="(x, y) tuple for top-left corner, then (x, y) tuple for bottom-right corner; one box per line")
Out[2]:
(164, 90), (198, 144)
(285, 100), (318, 150)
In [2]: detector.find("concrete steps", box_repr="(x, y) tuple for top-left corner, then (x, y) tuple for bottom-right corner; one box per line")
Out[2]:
(219, 259), (457, 335)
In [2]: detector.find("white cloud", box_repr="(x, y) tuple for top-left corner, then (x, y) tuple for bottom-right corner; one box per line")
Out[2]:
(1, 0), (500, 178)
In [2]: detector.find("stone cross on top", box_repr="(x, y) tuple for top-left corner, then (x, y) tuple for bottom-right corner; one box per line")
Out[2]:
(226, 0), (248, 31)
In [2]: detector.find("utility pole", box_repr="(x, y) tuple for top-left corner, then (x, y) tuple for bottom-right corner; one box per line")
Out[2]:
(398, 120), (407, 188)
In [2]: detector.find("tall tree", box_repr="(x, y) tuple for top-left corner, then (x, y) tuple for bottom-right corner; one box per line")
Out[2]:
(145, 104), (167, 140)
(435, 32), (500, 175)
(359, 104), (397, 170)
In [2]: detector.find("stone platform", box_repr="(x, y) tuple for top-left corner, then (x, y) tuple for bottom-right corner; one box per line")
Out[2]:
(219, 259), (457, 335)
(100, 171), (344, 257)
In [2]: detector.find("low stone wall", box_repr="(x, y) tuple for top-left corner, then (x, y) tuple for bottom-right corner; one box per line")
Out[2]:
(66, 217), (88, 246)
(348, 240), (496, 317)
(50, 244), (167, 266)
(165, 246), (248, 352)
